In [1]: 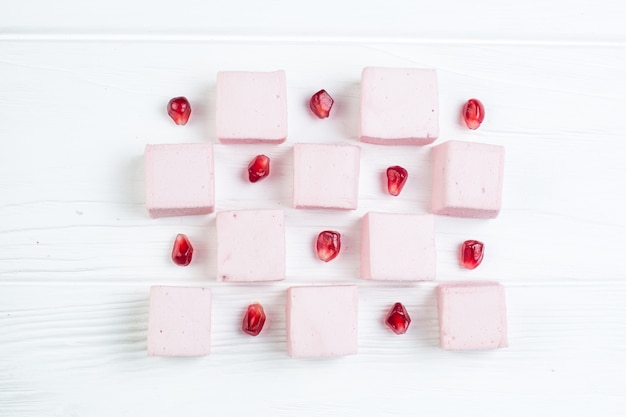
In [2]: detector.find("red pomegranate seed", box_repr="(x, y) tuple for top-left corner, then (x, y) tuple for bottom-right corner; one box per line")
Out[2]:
(316, 230), (341, 262)
(462, 98), (485, 130)
(242, 303), (266, 336)
(171, 233), (193, 266)
(386, 166), (408, 196)
(309, 89), (334, 118)
(460, 240), (484, 269)
(385, 302), (411, 335)
(247, 154), (270, 183)
(167, 96), (192, 125)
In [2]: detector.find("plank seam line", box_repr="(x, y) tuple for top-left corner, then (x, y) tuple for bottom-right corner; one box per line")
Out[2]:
(1, 33), (625, 46)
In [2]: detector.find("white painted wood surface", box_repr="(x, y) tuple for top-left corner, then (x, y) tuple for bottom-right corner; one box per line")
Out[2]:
(2, 2), (626, 416)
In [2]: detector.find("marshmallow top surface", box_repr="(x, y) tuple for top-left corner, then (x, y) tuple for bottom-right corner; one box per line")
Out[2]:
(361, 212), (436, 281)
(216, 70), (287, 143)
(293, 143), (361, 209)
(144, 143), (215, 218)
(431, 140), (505, 218)
(437, 281), (508, 350)
(147, 286), (212, 357)
(360, 66), (439, 145)
(216, 209), (286, 282)
(286, 285), (358, 358)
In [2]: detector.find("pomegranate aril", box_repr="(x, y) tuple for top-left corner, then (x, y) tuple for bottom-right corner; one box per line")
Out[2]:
(242, 303), (266, 336)
(171, 233), (193, 266)
(248, 154), (270, 183)
(462, 98), (485, 130)
(386, 166), (408, 196)
(316, 230), (341, 262)
(167, 96), (192, 125)
(385, 302), (411, 335)
(460, 239), (484, 269)
(309, 89), (334, 119)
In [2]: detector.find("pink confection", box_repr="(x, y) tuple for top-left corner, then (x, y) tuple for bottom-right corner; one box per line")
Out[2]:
(286, 285), (358, 358)
(359, 67), (439, 145)
(431, 140), (505, 219)
(216, 210), (286, 282)
(216, 70), (287, 144)
(361, 212), (436, 281)
(293, 143), (361, 210)
(147, 286), (212, 356)
(437, 282), (508, 350)
(145, 143), (215, 218)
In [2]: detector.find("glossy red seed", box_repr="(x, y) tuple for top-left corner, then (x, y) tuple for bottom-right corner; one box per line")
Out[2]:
(386, 166), (408, 196)
(247, 154), (270, 183)
(309, 89), (334, 118)
(460, 240), (484, 269)
(171, 233), (193, 266)
(385, 302), (411, 335)
(462, 98), (485, 130)
(242, 303), (266, 336)
(167, 97), (192, 125)
(316, 230), (341, 262)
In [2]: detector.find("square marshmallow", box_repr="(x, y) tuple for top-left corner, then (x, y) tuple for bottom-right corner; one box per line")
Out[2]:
(293, 143), (361, 209)
(431, 140), (505, 219)
(286, 285), (358, 358)
(216, 70), (287, 143)
(145, 143), (215, 218)
(147, 286), (212, 356)
(361, 212), (436, 281)
(216, 210), (286, 282)
(437, 282), (508, 350)
(360, 67), (439, 145)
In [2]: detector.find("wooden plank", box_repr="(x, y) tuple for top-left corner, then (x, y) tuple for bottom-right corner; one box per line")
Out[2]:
(0, 284), (625, 416)
(2, 1), (625, 43)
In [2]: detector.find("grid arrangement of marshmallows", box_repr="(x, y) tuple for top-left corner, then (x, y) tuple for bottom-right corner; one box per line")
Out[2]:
(145, 68), (508, 358)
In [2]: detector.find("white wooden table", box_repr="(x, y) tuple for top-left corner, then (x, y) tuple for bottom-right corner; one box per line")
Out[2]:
(2, 2), (626, 415)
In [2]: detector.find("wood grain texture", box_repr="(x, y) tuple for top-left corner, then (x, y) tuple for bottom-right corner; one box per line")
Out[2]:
(2, 0), (625, 43)
(1, 24), (626, 417)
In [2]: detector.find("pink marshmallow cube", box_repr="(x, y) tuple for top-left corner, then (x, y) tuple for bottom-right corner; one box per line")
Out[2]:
(361, 212), (436, 281)
(359, 67), (439, 145)
(216, 70), (287, 144)
(216, 210), (286, 282)
(437, 282), (508, 350)
(286, 285), (358, 358)
(293, 143), (361, 210)
(147, 286), (212, 356)
(144, 143), (215, 218)
(431, 140), (505, 219)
